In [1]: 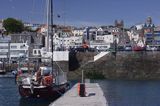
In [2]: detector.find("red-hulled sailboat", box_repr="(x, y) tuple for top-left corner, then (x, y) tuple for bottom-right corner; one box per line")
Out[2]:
(17, 66), (69, 98)
(16, 0), (69, 98)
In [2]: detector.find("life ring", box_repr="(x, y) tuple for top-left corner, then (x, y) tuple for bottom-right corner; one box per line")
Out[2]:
(42, 76), (53, 86)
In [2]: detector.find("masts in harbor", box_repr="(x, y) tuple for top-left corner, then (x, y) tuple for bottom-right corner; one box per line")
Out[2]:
(46, 0), (53, 52)
(47, 0), (55, 83)
(50, 0), (55, 81)
(46, 0), (54, 76)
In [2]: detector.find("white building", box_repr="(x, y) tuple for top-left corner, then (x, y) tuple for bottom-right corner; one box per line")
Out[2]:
(83, 27), (97, 42)
(32, 49), (41, 56)
(89, 34), (115, 51)
(127, 30), (145, 48)
(0, 35), (11, 42)
(90, 41), (111, 51)
(38, 25), (48, 34)
(135, 24), (143, 30)
(104, 34), (115, 43)
(96, 34), (114, 43)
(54, 34), (83, 50)
(96, 27), (104, 35)
(0, 42), (29, 61)
(72, 29), (84, 36)
(35, 33), (83, 54)
(0, 20), (5, 33)
(40, 50), (69, 62)
(127, 31), (139, 42)
(24, 22), (41, 31)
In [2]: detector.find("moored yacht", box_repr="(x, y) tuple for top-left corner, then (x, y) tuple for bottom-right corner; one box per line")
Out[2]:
(16, 0), (69, 98)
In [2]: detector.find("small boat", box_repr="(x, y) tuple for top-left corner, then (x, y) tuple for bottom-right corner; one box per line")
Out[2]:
(16, 66), (69, 98)
(0, 69), (6, 75)
(16, 0), (69, 98)
(132, 46), (145, 51)
(125, 45), (132, 51)
(0, 61), (6, 75)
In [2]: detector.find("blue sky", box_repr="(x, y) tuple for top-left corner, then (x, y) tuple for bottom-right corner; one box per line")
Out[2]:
(0, 0), (160, 27)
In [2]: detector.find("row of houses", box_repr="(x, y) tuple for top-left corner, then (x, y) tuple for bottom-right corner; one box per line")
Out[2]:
(1, 17), (160, 62)
(127, 17), (160, 50)
(0, 35), (28, 62)
(37, 17), (160, 51)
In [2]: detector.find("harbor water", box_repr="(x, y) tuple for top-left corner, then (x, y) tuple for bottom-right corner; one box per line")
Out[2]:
(94, 80), (160, 106)
(0, 77), (55, 106)
(1, 77), (160, 106)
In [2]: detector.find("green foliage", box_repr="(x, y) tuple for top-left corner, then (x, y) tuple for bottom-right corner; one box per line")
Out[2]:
(85, 69), (105, 79)
(3, 18), (24, 34)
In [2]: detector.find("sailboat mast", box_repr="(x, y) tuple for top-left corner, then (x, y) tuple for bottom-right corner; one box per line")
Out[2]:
(46, 0), (50, 52)
(50, 0), (54, 78)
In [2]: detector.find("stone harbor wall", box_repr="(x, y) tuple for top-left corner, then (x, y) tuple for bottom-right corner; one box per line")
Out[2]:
(68, 51), (160, 80)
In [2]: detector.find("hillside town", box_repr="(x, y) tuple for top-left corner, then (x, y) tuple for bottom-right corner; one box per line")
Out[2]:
(0, 16), (160, 63)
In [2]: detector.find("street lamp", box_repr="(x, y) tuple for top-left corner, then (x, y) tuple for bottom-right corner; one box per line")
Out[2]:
(78, 60), (94, 97)
(81, 60), (94, 84)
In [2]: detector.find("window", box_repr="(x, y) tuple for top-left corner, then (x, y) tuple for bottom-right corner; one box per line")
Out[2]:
(11, 46), (17, 49)
(31, 36), (34, 43)
(38, 50), (41, 55)
(20, 45), (26, 49)
(0, 46), (8, 49)
(34, 50), (37, 54)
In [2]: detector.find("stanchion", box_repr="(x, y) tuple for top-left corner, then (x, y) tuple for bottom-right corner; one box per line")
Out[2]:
(79, 83), (85, 97)
(77, 83), (86, 97)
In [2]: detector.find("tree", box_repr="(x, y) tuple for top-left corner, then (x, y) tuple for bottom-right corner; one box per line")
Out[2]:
(3, 18), (24, 34)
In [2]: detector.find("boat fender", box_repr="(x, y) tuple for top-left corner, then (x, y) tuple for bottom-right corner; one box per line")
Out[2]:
(42, 76), (53, 86)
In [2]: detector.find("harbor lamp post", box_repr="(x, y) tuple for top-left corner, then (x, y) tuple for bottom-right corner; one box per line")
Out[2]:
(81, 60), (94, 84)
(78, 60), (94, 97)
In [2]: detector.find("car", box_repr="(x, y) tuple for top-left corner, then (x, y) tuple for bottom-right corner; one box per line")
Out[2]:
(151, 47), (157, 51)
(117, 46), (125, 51)
(96, 46), (109, 51)
(125, 46), (132, 51)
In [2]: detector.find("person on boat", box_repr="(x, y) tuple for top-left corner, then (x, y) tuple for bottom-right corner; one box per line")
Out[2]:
(41, 67), (53, 86)
(36, 67), (53, 85)
(36, 68), (42, 85)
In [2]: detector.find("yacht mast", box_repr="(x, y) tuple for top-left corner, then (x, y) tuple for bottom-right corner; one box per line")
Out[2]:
(50, 0), (54, 77)
(47, 0), (51, 52)
(46, 0), (54, 76)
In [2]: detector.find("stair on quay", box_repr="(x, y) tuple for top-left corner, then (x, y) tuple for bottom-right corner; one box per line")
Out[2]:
(94, 51), (110, 62)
